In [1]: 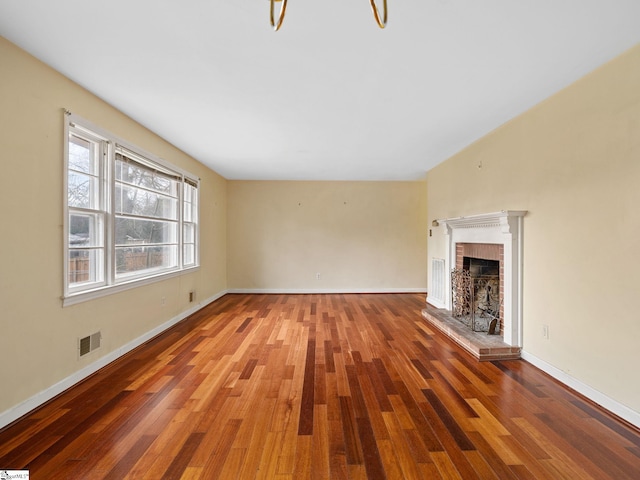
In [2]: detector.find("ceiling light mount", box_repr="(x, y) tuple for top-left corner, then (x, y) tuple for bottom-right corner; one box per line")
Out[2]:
(270, 0), (387, 31)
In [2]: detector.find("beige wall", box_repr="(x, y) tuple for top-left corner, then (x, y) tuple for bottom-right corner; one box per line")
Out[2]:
(427, 44), (640, 413)
(228, 181), (428, 291)
(0, 37), (227, 417)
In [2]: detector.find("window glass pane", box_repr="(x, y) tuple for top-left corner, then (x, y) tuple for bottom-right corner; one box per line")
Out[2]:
(116, 245), (178, 275)
(116, 155), (177, 196)
(183, 182), (197, 222)
(182, 181), (198, 267)
(69, 134), (97, 174)
(184, 203), (192, 223)
(68, 171), (99, 209)
(192, 189), (198, 223)
(184, 182), (196, 202)
(115, 183), (177, 219)
(183, 223), (195, 243)
(68, 249), (104, 285)
(69, 213), (103, 248)
(183, 244), (195, 266)
(115, 217), (177, 245)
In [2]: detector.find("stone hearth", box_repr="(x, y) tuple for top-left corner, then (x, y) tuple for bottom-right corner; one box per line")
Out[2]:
(422, 303), (521, 361)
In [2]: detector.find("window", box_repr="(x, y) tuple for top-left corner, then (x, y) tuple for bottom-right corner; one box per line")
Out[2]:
(64, 114), (199, 305)
(67, 129), (107, 288)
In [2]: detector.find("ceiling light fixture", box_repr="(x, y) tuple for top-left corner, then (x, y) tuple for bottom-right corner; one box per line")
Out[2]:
(369, 0), (388, 28)
(269, 0), (387, 31)
(270, 0), (288, 31)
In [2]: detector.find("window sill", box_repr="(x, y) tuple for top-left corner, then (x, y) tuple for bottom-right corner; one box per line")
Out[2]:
(62, 266), (200, 307)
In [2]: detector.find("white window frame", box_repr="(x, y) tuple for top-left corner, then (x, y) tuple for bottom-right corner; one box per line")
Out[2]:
(63, 113), (199, 306)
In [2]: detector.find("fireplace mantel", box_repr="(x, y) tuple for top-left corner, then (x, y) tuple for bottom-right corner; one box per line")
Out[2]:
(440, 210), (526, 234)
(430, 210), (527, 347)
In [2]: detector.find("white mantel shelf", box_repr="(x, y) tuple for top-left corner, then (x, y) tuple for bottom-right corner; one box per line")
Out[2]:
(438, 210), (527, 231)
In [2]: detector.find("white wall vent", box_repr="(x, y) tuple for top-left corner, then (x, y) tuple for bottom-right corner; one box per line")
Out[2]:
(79, 331), (101, 357)
(430, 258), (446, 306)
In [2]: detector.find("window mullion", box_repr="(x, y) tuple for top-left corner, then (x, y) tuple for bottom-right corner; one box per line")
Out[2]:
(68, 205), (102, 216)
(115, 243), (180, 249)
(115, 212), (178, 222)
(194, 180), (199, 267)
(105, 141), (115, 287)
(115, 179), (179, 199)
(179, 178), (184, 269)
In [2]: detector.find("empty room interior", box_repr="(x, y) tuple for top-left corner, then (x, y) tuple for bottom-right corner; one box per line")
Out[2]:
(1, 1), (639, 479)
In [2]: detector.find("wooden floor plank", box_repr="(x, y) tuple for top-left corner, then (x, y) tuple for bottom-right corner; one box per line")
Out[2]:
(0, 293), (638, 479)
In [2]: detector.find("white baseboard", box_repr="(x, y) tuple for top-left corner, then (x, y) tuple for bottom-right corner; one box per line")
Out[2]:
(227, 288), (427, 294)
(0, 289), (228, 430)
(521, 351), (640, 429)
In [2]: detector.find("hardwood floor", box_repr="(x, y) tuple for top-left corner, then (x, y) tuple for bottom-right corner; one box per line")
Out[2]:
(1, 293), (639, 479)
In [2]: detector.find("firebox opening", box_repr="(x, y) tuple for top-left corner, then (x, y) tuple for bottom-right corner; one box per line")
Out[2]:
(463, 257), (500, 277)
(464, 257), (501, 327)
(451, 253), (503, 335)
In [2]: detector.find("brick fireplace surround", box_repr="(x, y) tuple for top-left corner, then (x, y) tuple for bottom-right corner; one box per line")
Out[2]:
(423, 211), (526, 361)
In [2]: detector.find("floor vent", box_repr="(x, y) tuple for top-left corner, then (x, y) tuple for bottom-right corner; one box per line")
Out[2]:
(79, 331), (101, 357)
(431, 258), (446, 305)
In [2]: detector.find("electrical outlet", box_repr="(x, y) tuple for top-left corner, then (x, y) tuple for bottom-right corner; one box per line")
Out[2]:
(316, 272), (321, 280)
(161, 296), (166, 306)
(542, 324), (550, 339)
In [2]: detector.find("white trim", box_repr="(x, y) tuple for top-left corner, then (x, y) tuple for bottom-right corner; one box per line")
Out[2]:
(228, 288), (427, 294)
(63, 111), (70, 296)
(0, 289), (228, 430)
(521, 351), (640, 429)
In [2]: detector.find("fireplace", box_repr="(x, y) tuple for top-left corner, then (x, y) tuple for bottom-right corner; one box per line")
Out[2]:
(427, 211), (526, 347)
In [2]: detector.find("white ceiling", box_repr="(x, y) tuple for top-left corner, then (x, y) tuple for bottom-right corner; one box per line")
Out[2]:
(1, 1), (639, 180)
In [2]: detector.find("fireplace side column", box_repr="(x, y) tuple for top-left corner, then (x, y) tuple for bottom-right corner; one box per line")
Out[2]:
(501, 214), (525, 347)
(443, 223), (453, 310)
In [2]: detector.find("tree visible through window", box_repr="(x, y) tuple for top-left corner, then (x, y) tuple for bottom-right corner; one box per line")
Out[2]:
(115, 151), (179, 277)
